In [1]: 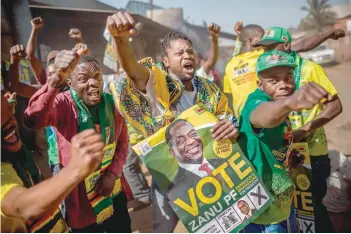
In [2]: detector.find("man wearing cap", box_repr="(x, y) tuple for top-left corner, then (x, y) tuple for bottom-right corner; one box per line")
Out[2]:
(256, 27), (342, 232)
(239, 50), (329, 232)
(223, 24), (345, 118)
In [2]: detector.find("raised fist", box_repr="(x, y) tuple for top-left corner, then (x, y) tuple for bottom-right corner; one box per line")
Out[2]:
(50, 50), (79, 88)
(106, 12), (140, 37)
(73, 43), (88, 55)
(208, 23), (220, 41)
(330, 29), (345, 40)
(69, 28), (82, 40)
(10, 44), (27, 60)
(69, 129), (104, 179)
(234, 21), (243, 36)
(31, 17), (44, 30)
(285, 82), (329, 111)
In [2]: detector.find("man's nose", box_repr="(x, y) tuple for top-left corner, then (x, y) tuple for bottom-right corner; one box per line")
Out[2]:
(87, 78), (99, 87)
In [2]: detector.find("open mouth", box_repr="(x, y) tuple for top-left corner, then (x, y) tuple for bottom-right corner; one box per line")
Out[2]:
(2, 120), (20, 145)
(88, 89), (100, 100)
(183, 61), (195, 72)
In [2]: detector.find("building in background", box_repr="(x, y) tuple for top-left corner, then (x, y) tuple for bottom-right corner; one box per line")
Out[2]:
(2, 0), (175, 78)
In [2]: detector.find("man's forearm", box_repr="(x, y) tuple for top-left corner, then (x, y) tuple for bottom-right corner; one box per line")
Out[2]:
(250, 99), (292, 128)
(6, 59), (20, 92)
(2, 166), (82, 221)
(26, 29), (39, 59)
(301, 98), (342, 133)
(24, 83), (60, 129)
(112, 36), (149, 90)
(292, 30), (333, 53)
(203, 38), (219, 74)
(26, 29), (44, 79)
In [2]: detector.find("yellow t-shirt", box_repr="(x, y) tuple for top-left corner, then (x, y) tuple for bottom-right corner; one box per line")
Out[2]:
(1, 162), (69, 233)
(291, 58), (338, 156)
(1, 162), (28, 233)
(223, 48), (263, 117)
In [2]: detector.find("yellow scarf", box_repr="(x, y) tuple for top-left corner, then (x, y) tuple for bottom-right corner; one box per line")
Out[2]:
(109, 58), (233, 137)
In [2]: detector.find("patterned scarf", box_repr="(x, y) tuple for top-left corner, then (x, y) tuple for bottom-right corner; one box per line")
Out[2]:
(109, 57), (233, 138)
(60, 89), (120, 224)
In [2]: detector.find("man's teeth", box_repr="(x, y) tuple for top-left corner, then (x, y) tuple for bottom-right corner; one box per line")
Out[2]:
(4, 130), (15, 140)
(90, 91), (99, 97)
(188, 146), (198, 153)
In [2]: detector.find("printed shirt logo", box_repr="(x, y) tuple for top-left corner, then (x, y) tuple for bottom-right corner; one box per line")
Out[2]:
(234, 66), (250, 76)
(266, 54), (288, 65)
(264, 29), (274, 37)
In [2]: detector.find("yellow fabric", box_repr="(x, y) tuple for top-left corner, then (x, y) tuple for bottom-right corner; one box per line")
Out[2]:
(109, 57), (181, 138)
(223, 48), (263, 118)
(128, 123), (144, 145)
(296, 60), (337, 156)
(1, 163), (28, 232)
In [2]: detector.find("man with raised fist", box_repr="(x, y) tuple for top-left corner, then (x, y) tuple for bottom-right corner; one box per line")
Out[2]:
(24, 48), (131, 232)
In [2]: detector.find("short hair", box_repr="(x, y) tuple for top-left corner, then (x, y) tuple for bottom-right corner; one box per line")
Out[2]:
(161, 32), (192, 58)
(237, 200), (249, 206)
(165, 119), (193, 147)
(70, 55), (99, 80)
(240, 24), (264, 42)
(78, 55), (99, 65)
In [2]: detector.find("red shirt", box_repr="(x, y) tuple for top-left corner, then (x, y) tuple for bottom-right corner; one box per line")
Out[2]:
(24, 84), (128, 229)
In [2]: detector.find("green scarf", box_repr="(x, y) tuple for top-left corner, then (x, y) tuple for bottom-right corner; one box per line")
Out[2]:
(70, 88), (121, 224)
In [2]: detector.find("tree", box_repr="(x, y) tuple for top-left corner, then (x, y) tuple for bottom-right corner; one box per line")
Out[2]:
(299, 0), (337, 32)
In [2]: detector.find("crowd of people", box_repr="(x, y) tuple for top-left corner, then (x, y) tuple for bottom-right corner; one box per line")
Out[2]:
(1, 11), (346, 233)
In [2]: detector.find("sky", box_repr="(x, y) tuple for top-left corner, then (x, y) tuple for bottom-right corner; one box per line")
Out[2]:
(99, 0), (348, 34)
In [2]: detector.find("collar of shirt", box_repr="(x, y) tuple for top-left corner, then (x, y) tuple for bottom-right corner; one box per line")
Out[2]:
(178, 157), (215, 178)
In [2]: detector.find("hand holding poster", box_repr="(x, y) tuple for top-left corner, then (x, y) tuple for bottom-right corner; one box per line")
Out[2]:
(289, 143), (315, 233)
(134, 105), (273, 233)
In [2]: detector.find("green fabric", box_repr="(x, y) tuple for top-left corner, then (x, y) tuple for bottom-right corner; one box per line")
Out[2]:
(290, 51), (303, 90)
(4, 147), (41, 188)
(70, 89), (115, 144)
(46, 127), (60, 165)
(257, 27), (292, 45)
(256, 50), (297, 74)
(239, 88), (295, 224)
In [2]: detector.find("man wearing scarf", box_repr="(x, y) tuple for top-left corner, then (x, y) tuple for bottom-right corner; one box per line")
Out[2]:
(24, 49), (131, 232)
(1, 90), (105, 232)
(107, 12), (239, 232)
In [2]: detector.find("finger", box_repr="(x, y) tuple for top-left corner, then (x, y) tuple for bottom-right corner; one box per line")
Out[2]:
(19, 44), (24, 52)
(130, 22), (141, 35)
(214, 124), (235, 140)
(112, 14), (123, 29)
(223, 128), (239, 140)
(211, 120), (226, 133)
(117, 11), (129, 26)
(124, 12), (136, 25)
(213, 122), (233, 138)
(81, 132), (104, 146)
(16, 44), (20, 53)
(74, 129), (97, 140)
(81, 141), (104, 154)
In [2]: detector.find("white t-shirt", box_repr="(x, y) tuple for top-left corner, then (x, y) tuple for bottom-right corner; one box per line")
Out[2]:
(196, 66), (214, 82)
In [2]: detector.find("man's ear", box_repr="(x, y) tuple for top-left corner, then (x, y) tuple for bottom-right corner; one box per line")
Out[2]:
(257, 78), (263, 90)
(68, 79), (72, 86)
(285, 42), (291, 52)
(163, 56), (170, 70)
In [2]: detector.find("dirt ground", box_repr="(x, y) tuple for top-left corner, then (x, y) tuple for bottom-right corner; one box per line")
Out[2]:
(128, 61), (351, 233)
